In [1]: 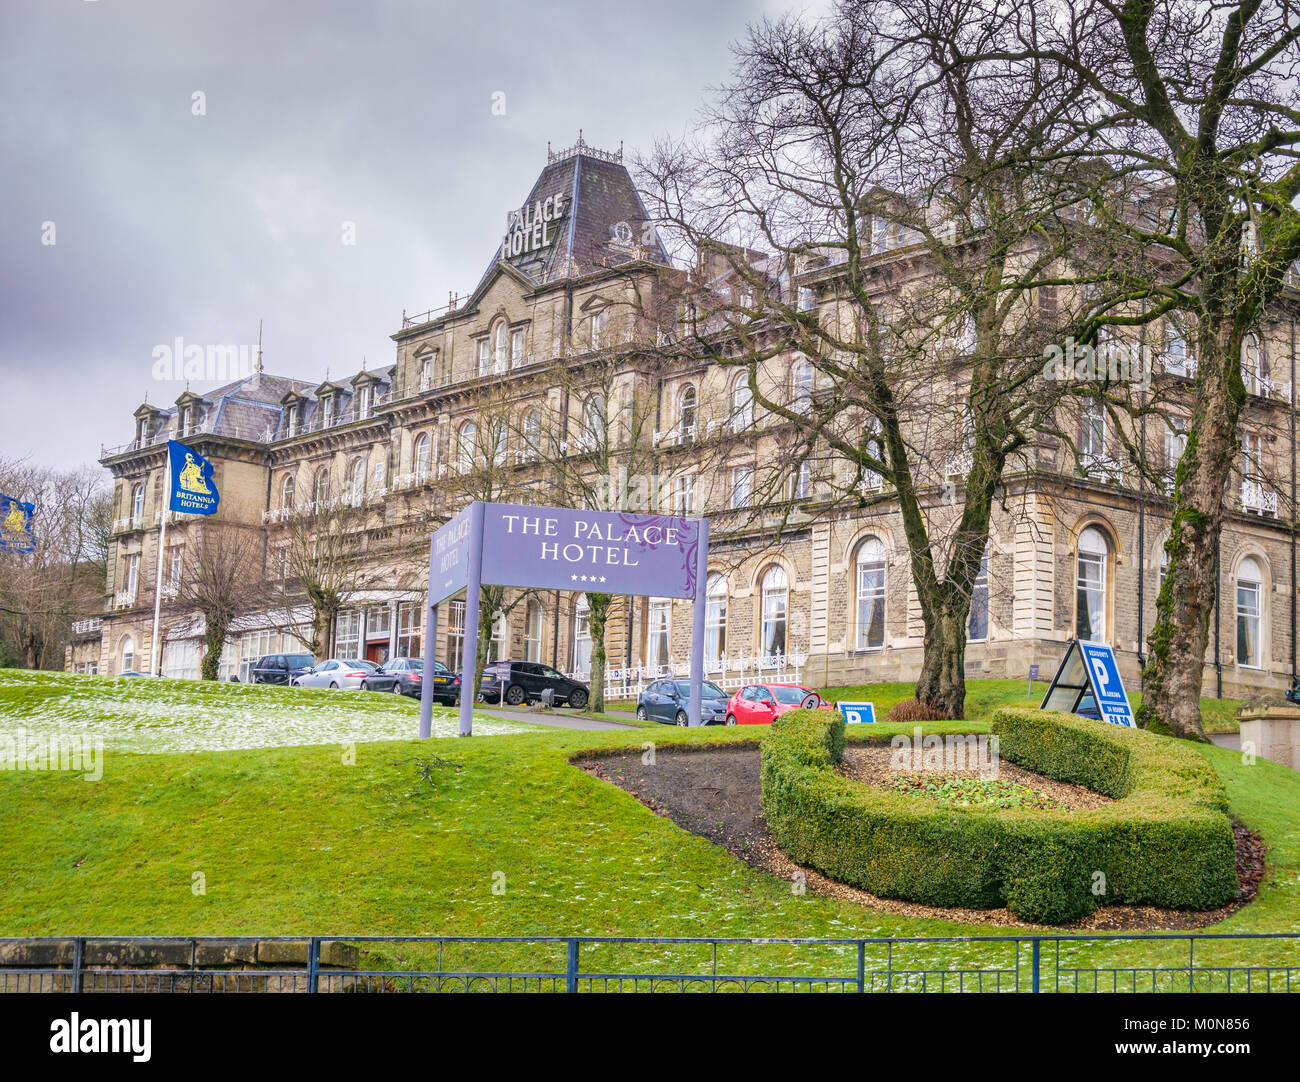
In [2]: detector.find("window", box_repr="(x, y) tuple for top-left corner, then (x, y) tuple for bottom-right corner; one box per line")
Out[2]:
(313, 466), (330, 505)
(280, 473), (295, 509)
(791, 357), (813, 411)
(647, 598), (671, 670)
(582, 395), (605, 452)
(1080, 401), (1105, 466)
(345, 458), (365, 504)
(760, 565), (789, 657)
(1076, 526), (1109, 643)
(524, 600), (542, 662)
(705, 574), (727, 664)
(1236, 557), (1263, 669)
(591, 309), (609, 350)
(790, 460), (811, 501)
(321, 396), (335, 428)
(489, 611), (508, 663)
(732, 377), (753, 431)
(521, 410), (541, 460)
(446, 599), (466, 667)
(130, 483), (145, 527)
(1163, 420), (1187, 495)
(180, 405), (195, 437)
(123, 553), (140, 601)
(967, 549), (990, 643)
(475, 337), (491, 375)
(862, 420), (885, 490)
(120, 635), (135, 674)
(286, 403), (300, 436)
(394, 603), (420, 658)
(679, 385), (697, 441)
(572, 595), (592, 674)
(166, 544), (183, 588)
(414, 433), (432, 481)
(1164, 320), (1193, 376)
(730, 465), (753, 509)
(489, 419), (507, 467)
(458, 422), (477, 473)
(511, 327), (527, 368)
(855, 538), (886, 650)
(416, 351), (435, 390)
(357, 384), (372, 420)
(494, 322), (509, 371)
(1241, 334), (1266, 396)
(671, 474), (695, 515)
(136, 416), (151, 445)
(871, 215), (889, 254)
(334, 611), (361, 657)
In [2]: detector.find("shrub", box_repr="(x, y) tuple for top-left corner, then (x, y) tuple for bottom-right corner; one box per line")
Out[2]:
(759, 706), (1238, 924)
(885, 699), (953, 724)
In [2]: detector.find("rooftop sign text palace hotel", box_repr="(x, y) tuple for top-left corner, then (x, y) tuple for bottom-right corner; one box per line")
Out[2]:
(501, 195), (567, 259)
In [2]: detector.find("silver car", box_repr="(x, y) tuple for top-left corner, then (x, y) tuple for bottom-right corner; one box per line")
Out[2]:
(292, 658), (377, 690)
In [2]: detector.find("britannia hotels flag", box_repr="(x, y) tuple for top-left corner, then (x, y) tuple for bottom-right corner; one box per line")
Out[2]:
(0, 493), (35, 553)
(167, 440), (219, 516)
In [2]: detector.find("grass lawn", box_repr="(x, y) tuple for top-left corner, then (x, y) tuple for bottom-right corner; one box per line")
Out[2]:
(0, 669), (538, 754)
(0, 672), (1288, 981)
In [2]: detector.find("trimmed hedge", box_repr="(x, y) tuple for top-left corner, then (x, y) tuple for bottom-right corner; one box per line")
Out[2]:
(759, 706), (1238, 924)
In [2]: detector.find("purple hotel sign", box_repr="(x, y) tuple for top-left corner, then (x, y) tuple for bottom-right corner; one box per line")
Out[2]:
(419, 501), (710, 739)
(478, 504), (701, 599)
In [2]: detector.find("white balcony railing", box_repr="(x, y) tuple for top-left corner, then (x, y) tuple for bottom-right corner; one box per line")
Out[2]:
(1241, 481), (1279, 517)
(1162, 352), (1197, 379)
(71, 618), (103, 635)
(568, 652), (810, 702)
(114, 590), (138, 609)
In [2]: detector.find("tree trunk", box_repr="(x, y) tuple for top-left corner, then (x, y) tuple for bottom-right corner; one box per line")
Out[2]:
(201, 616), (228, 681)
(914, 595), (969, 719)
(1138, 327), (1243, 741)
(587, 593), (611, 712)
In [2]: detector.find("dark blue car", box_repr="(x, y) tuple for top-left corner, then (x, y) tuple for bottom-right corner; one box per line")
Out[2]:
(636, 678), (729, 726)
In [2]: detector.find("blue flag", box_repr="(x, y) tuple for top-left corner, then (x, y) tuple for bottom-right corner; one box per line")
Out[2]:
(0, 493), (35, 553)
(167, 440), (220, 516)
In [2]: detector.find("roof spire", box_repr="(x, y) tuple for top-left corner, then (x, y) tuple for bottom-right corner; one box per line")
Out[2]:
(256, 319), (264, 373)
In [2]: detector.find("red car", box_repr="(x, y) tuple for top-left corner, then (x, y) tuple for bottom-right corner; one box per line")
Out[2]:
(724, 683), (832, 725)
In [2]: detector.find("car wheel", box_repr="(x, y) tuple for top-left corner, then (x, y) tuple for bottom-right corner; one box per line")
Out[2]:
(329, 681), (339, 690)
(392, 684), (402, 694)
(725, 714), (737, 726)
(504, 684), (526, 706)
(360, 681), (368, 691)
(568, 688), (588, 710)
(676, 710), (689, 727)
(636, 705), (648, 720)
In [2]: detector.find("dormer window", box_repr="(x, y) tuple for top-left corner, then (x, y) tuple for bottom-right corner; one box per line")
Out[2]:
(358, 384), (372, 420)
(179, 405), (195, 437)
(592, 309), (609, 350)
(135, 416), (151, 447)
(286, 403), (300, 437)
(322, 395), (335, 427)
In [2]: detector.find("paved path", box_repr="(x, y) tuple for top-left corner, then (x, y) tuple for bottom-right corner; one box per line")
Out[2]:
(477, 706), (638, 732)
(1208, 732), (1241, 751)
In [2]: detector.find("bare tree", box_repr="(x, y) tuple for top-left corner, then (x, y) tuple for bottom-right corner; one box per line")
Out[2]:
(169, 525), (263, 679)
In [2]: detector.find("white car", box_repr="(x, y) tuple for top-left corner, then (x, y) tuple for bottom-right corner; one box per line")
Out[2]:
(292, 658), (378, 690)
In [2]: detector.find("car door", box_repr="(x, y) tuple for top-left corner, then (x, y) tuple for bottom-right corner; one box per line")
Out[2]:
(753, 686), (778, 723)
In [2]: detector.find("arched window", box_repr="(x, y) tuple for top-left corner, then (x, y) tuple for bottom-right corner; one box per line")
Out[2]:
(855, 538), (886, 650)
(572, 595), (592, 674)
(120, 635), (135, 674)
(458, 422), (477, 473)
(705, 574), (727, 664)
(791, 357), (813, 411)
(760, 565), (789, 657)
(413, 433), (432, 481)
(731, 377), (753, 432)
(494, 321), (510, 369)
(679, 385), (697, 440)
(313, 466), (330, 505)
(1076, 526), (1110, 643)
(522, 409), (541, 459)
(1241, 333), (1266, 396)
(130, 483), (145, 526)
(1236, 557), (1264, 669)
(280, 473), (295, 509)
(345, 458), (365, 504)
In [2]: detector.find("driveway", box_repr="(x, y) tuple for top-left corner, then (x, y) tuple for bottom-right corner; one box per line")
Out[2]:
(475, 706), (637, 732)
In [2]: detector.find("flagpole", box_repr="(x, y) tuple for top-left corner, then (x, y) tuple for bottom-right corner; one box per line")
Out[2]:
(149, 451), (171, 677)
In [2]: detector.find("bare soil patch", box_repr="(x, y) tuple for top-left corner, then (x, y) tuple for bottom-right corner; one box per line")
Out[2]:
(574, 743), (1263, 931)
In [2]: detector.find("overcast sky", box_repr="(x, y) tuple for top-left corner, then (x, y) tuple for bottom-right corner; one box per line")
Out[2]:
(0, 0), (819, 473)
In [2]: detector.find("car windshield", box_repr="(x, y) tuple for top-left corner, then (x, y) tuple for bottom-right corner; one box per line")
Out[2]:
(675, 681), (725, 698)
(772, 686), (811, 704)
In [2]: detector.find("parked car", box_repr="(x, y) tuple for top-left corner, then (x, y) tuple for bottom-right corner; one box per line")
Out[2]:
(724, 683), (832, 725)
(637, 679), (729, 726)
(118, 670), (157, 678)
(250, 653), (315, 685)
(292, 658), (378, 690)
(478, 661), (589, 709)
(361, 656), (446, 698)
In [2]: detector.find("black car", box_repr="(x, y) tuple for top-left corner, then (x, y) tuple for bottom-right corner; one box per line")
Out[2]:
(636, 678), (729, 725)
(479, 661), (589, 709)
(250, 653), (315, 685)
(361, 656), (447, 698)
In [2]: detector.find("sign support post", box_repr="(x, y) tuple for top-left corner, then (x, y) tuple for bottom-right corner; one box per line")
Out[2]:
(687, 519), (709, 726)
(148, 455), (172, 677)
(457, 502), (486, 738)
(418, 532), (440, 739)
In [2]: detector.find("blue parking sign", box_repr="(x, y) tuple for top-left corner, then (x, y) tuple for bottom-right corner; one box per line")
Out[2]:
(837, 701), (876, 724)
(1076, 642), (1136, 727)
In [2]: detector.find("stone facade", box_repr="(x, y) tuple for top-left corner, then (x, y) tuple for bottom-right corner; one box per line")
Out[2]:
(79, 139), (1300, 700)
